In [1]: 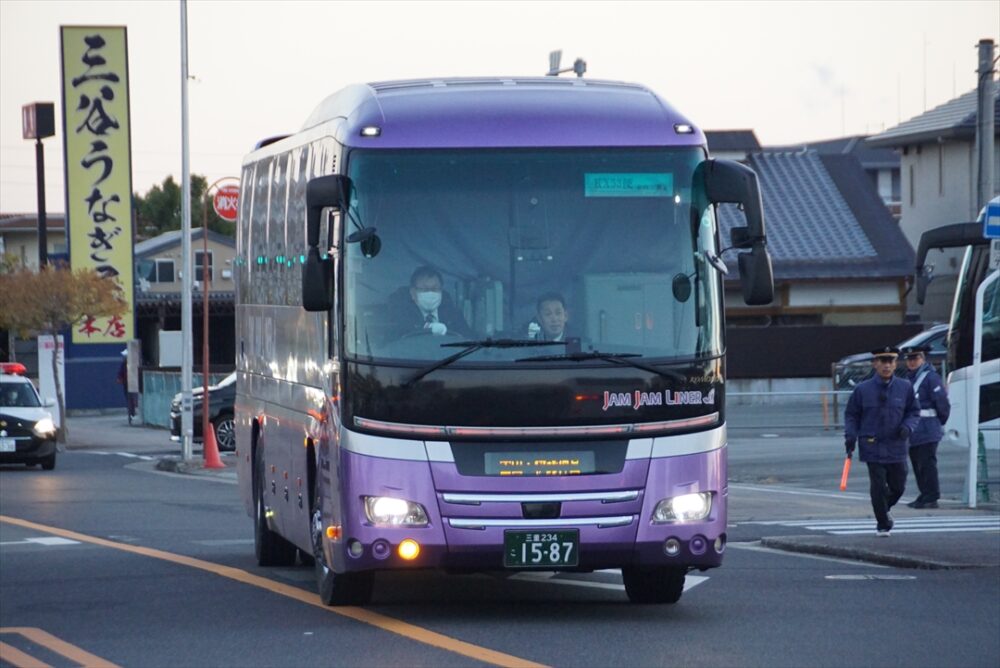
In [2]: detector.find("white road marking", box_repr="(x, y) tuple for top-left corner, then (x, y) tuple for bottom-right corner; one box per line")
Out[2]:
(730, 483), (868, 501)
(0, 536), (80, 547)
(80, 451), (156, 461)
(742, 516), (999, 535)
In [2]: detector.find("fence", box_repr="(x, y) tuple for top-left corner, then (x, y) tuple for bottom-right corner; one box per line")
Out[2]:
(141, 370), (228, 428)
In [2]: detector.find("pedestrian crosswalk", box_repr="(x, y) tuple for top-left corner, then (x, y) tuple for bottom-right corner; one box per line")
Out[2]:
(744, 516), (1000, 535)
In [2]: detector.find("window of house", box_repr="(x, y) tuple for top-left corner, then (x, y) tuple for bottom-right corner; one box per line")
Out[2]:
(909, 165), (915, 206)
(142, 258), (175, 283)
(195, 250), (213, 281)
(155, 259), (175, 283)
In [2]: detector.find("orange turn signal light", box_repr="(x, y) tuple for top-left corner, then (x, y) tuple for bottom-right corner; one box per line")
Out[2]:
(398, 539), (420, 560)
(326, 525), (341, 540)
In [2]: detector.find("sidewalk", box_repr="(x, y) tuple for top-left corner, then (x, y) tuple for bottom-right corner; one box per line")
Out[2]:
(61, 412), (998, 571)
(759, 530), (1000, 570)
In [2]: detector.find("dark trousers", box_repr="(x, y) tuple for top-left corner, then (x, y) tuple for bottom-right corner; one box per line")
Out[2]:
(867, 462), (907, 531)
(908, 441), (940, 503)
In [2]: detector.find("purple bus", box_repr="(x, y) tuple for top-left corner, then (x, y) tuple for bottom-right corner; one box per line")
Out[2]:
(234, 77), (773, 605)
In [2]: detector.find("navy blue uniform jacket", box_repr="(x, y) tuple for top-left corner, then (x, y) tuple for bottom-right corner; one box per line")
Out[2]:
(905, 363), (950, 446)
(844, 375), (920, 464)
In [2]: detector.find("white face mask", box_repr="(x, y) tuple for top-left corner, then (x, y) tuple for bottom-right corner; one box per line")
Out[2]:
(416, 291), (442, 312)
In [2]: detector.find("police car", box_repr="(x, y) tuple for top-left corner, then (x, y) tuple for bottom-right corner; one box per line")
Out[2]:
(0, 363), (59, 470)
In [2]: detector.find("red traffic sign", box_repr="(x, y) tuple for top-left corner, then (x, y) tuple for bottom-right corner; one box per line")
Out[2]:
(213, 184), (240, 222)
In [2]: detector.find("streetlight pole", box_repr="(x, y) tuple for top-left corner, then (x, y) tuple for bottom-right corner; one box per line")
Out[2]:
(21, 103), (55, 267)
(35, 138), (47, 267)
(200, 176), (236, 468)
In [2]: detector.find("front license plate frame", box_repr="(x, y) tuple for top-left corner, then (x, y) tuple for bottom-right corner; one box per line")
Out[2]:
(504, 529), (579, 568)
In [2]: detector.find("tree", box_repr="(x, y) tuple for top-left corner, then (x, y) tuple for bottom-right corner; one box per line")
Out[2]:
(0, 266), (126, 443)
(133, 174), (234, 238)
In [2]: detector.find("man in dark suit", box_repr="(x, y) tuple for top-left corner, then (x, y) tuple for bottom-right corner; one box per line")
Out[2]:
(386, 266), (473, 340)
(528, 292), (571, 342)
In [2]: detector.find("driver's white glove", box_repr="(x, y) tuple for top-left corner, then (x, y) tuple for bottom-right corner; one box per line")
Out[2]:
(527, 322), (541, 339)
(428, 321), (448, 336)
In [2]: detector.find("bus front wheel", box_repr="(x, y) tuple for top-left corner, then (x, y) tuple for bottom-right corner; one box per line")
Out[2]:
(311, 491), (373, 606)
(622, 566), (685, 604)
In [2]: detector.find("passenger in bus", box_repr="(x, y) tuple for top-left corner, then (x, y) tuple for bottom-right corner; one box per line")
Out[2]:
(528, 292), (571, 342)
(386, 266), (473, 340)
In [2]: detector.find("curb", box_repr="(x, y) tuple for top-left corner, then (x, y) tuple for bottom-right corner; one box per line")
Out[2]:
(154, 456), (237, 480)
(759, 535), (994, 570)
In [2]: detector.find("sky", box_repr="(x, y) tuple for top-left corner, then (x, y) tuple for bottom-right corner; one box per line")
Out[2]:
(1, 0), (997, 214)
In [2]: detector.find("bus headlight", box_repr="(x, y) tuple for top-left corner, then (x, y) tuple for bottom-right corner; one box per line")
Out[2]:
(652, 492), (712, 523)
(363, 496), (429, 527)
(32, 417), (57, 439)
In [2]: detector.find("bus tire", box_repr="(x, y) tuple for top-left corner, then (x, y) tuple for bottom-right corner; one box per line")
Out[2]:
(311, 489), (373, 606)
(622, 566), (685, 604)
(253, 455), (297, 567)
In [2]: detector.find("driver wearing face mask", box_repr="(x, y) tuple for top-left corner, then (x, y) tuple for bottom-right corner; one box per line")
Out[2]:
(387, 266), (473, 340)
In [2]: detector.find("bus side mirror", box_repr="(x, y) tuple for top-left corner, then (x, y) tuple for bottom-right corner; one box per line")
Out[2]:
(738, 244), (774, 306)
(702, 159), (774, 305)
(303, 248), (333, 312)
(302, 174), (350, 312)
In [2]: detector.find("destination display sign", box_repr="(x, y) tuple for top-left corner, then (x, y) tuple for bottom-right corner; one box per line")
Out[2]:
(584, 172), (673, 197)
(485, 451), (596, 476)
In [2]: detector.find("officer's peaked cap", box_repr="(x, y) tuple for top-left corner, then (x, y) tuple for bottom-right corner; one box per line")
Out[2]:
(900, 345), (930, 357)
(870, 345), (900, 357)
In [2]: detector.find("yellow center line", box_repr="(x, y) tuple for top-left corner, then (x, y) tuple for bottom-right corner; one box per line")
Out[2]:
(0, 640), (53, 668)
(0, 515), (547, 668)
(1, 628), (118, 668)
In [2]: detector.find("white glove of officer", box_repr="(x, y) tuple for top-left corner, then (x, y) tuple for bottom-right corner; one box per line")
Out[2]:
(427, 321), (448, 336)
(527, 322), (541, 340)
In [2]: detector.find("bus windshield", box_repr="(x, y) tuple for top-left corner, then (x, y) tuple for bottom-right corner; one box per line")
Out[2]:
(342, 147), (722, 364)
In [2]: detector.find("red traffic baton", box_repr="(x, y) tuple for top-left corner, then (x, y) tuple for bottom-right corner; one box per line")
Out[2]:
(839, 457), (852, 491)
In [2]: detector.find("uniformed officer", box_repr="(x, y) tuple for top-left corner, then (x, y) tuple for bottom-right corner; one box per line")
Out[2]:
(901, 344), (950, 509)
(844, 345), (920, 536)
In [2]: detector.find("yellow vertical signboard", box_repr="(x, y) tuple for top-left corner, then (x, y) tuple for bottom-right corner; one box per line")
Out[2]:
(60, 26), (134, 343)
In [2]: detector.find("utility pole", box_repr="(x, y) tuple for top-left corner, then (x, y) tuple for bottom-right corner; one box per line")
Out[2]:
(975, 38), (996, 212)
(180, 0), (194, 460)
(21, 103), (55, 267)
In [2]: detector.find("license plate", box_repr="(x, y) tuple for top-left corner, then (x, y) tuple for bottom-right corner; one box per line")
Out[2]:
(504, 530), (579, 568)
(0, 437), (16, 453)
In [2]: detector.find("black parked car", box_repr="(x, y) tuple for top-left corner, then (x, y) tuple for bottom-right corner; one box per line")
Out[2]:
(833, 324), (949, 389)
(170, 372), (236, 451)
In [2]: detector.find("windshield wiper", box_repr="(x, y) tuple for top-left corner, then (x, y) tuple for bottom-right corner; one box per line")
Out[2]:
(515, 350), (685, 381)
(402, 339), (568, 387)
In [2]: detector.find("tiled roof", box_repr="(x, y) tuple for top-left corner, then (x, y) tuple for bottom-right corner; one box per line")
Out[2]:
(867, 88), (1000, 147)
(772, 135), (899, 169)
(718, 150), (913, 281)
(0, 213), (66, 230)
(706, 130), (761, 152)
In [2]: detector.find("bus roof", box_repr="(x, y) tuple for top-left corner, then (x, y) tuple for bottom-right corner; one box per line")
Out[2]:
(296, 77), (704, 149)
